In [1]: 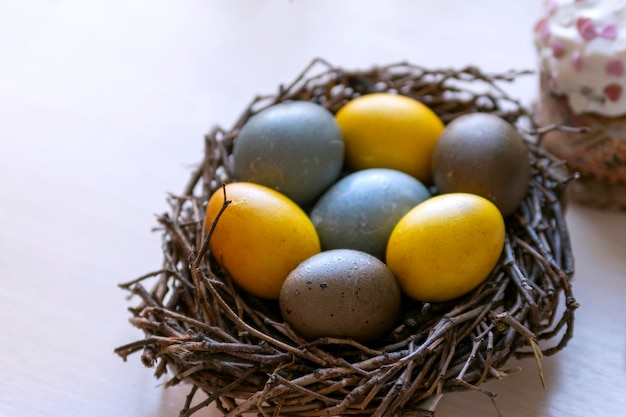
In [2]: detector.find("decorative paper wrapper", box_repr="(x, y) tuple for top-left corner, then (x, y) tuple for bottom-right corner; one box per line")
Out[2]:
(538, 72), (626, 209)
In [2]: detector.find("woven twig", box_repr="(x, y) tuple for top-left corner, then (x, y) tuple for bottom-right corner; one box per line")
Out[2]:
(115, 58), (578, 417)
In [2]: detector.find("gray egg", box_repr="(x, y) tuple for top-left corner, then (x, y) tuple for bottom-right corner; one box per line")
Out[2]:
(432, 113), (531, 217)
(232, 101), (345, 206)
(309, 169), (431, 260)
(279, 249), (401, 343)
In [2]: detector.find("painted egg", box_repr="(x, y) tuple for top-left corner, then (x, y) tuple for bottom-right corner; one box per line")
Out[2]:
(309, 168), (431, 260)
(335, 93), (444, 183)
(431, 113), (530, 217)
(205, 182), (321, 299)
(232, 101), (345, 206)
(279, 249), (401, 343)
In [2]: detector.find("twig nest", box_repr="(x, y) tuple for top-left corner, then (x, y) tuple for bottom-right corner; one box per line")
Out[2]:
(115, 58), (578, 417)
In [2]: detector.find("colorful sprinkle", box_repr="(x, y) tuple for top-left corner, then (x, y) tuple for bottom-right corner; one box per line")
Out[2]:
(606, 58), (624, 77)
(576, 17), (598, 40)
(535, 18), (550, 41)
(572, 52), (583, 72)
(600, 24), (618, 40)
(551, 39), (566, 58)
(547, 0), (558, 15)
(604, 83), (623, 101)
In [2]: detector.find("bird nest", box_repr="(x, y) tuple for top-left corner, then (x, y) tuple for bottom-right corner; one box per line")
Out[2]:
(115, 59), (578, 417)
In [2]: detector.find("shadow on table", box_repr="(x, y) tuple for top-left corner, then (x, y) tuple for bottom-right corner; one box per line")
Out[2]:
(435, 354), (563, 417)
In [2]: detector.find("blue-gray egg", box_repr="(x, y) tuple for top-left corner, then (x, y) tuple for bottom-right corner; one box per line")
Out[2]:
(232, 101), (345, 206)
(279, 249), (401, 343)
(309, 168), (431, 260)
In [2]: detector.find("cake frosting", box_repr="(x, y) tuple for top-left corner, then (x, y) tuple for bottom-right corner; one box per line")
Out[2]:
(535, 0), (626, 116)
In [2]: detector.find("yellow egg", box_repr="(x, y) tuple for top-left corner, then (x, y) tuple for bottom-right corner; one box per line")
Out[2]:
(386, 193), (505, 302)
(335, 93), (444, 183)
(205, 182), (321, 299)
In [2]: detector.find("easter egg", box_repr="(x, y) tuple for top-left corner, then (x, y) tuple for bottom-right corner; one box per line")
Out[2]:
(232, 101), (345, 206)
(279, 249), (402, 343)
(431, 113), (531, 217)
(205, 182), (321, 299)
(309, 168), (431, 260)
(386, 193), (505, 303)
(335, 93), (444, 183)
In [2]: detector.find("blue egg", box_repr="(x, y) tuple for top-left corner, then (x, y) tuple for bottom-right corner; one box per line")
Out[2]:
(232, 101), (344, 206)
(310, 168), (431, 260)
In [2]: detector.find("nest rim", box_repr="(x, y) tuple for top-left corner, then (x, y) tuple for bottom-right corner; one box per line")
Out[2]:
(115, 58), (578, 417)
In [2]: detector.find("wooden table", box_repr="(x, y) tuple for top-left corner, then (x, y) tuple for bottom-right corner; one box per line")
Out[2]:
(1, 1), (625, 416)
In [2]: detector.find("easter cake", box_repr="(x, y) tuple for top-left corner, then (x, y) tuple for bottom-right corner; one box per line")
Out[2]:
(535, 0), (626, 208)
(115, 59), (577, 416)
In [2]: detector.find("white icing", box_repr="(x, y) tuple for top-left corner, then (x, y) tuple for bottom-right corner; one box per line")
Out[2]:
(535, 0), (626, 116)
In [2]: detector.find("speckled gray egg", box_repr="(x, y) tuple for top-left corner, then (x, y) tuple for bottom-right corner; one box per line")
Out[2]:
(232, 101), (345, 206)
(279, 249), (401, 343)
(309, 169), (431, 260)
(432, 113), (531, 217)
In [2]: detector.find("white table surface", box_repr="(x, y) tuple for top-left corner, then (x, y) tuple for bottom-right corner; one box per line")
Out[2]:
(1, 1), (625, 416)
